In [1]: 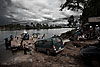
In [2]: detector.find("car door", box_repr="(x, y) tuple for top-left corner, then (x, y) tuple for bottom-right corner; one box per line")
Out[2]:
(42, 40), (49, 52)
(36, 40), (44, 51)
(43, 39), (52, 52)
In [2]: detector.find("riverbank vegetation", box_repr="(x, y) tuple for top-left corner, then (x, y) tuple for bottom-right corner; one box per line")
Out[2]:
(0, 23), (62, 31)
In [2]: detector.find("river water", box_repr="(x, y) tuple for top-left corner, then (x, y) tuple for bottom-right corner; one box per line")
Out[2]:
(0, 28), (73, 64)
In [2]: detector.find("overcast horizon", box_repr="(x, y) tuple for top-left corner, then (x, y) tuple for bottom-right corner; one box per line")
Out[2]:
(0, 0), (81, 25)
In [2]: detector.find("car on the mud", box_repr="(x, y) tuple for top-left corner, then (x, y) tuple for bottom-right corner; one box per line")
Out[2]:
(80, 45), (100, 59)
(34, 36), (64, 55)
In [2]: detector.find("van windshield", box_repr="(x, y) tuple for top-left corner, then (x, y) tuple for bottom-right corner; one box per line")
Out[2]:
(52, 37), (62, 50)
(53, 38), (61, 43)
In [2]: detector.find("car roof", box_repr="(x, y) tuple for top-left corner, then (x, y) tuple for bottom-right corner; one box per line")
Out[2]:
(37, 36), (60, 41)
(37, 38), (52, 41)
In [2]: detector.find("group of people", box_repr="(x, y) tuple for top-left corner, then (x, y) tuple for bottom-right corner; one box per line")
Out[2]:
(4, 32), (47, 55)
(5, 35), (13, 49)
(70, 25), (100, 41)
(4, 33), (33, 55)
(85, 25), (100, 39)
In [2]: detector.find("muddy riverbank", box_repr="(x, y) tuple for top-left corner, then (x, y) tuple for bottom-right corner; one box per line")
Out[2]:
(1, 29), (100, 67)
(0, 28), (73, 64)
(0, 39), (99, 67)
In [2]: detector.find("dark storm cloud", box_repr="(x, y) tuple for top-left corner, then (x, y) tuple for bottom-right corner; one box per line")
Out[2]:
(0, 0), (81, 25)
(0, 0), (12, 25)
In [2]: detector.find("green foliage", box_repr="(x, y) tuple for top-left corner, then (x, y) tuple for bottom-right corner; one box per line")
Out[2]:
(60, 0), (87, 11)
(60, 0), (100, 24)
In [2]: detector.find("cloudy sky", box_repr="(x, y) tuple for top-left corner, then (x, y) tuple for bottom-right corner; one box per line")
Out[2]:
(0, 0), (81, 25)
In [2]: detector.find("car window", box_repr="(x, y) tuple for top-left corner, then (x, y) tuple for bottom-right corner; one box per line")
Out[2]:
(38, 41), (43, 44)
(56, 38), (61, 42)
(36, 40), (44, 47)
(53, 38), (61, 43)
(46, 39), (52, 43)
(43, 39), (52, 48)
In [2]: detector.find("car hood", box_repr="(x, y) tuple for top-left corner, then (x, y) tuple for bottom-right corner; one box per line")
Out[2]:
(80, 46), (98, 54)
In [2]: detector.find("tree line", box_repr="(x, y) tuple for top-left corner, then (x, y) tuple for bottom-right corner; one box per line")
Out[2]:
(0, 23), (62, 30)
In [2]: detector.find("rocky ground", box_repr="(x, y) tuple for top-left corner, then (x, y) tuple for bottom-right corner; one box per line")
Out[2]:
(0, 39), (100, 67)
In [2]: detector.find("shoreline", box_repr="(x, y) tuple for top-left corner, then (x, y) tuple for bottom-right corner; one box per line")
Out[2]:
(0, 27), (75, 31)
(0, 29), (71, 65)
(60, 29), (75, 39)
(0, 28), (61, 31)
(0, 29), (73, 65)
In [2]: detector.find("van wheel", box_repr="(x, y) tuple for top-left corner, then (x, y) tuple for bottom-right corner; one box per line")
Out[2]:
(46, 50), (50, 55)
